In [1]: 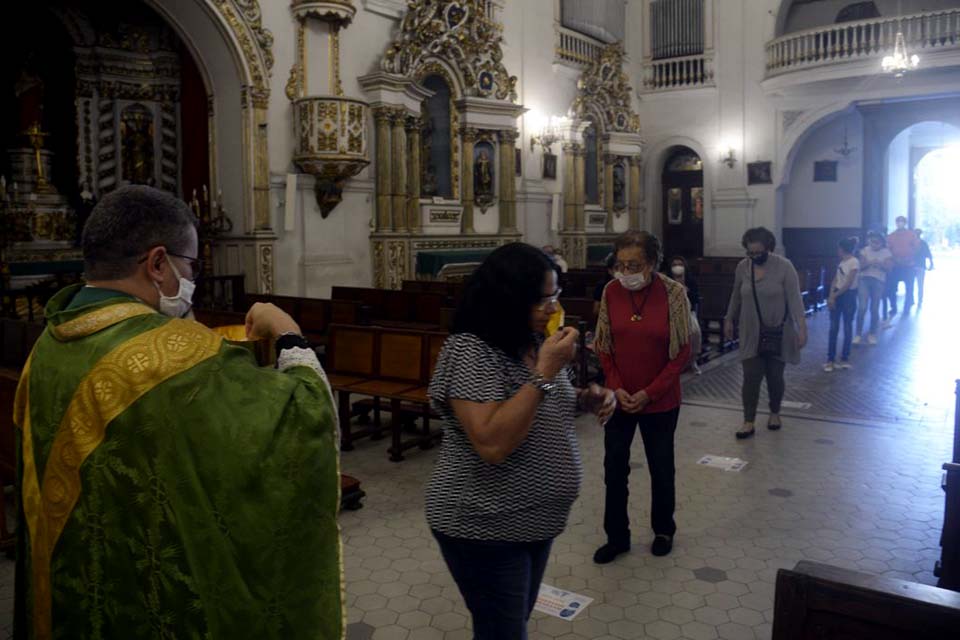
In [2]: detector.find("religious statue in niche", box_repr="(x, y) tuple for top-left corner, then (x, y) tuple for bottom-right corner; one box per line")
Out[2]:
(121, 104), (155, 186)
(474, 141), (495, 212)
(613, 161), (627, 212)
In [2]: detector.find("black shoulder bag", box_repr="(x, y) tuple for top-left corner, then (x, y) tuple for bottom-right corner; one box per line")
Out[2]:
(751, 263), (786, 357)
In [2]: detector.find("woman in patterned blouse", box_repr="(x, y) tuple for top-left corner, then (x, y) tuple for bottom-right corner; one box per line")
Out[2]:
(425, 243), (616, 640)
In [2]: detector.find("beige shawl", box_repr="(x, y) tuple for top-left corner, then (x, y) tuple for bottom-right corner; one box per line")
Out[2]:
(594, 272), (692, 361)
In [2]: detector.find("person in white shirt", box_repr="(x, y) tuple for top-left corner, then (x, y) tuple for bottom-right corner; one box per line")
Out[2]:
(825, 237), (860, 372)
(854, 231), (893, 345)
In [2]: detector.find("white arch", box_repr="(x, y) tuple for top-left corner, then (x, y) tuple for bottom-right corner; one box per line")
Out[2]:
(777, 100), (854, 188)
(144, 0), (270, 234)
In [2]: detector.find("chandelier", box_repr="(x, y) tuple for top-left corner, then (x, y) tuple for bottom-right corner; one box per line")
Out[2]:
(881, 31), (919, 77)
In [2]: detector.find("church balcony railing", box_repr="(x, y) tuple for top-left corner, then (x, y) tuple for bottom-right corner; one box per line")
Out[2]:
(555, 25), (604, 68)
(766, 8), (960, 78)
(641, 51), (715, 92)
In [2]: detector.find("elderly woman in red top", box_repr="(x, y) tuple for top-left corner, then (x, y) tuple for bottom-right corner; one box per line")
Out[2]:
(593, 230), (691, 564)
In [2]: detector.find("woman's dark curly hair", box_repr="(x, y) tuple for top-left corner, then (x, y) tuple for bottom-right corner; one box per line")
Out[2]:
(452, 243), (555, 360)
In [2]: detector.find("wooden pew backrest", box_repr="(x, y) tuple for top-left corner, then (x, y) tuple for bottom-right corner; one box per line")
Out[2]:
(773, 560), (960, 640)
(379, 331), (424, 383)
(329, 326), (376, 376)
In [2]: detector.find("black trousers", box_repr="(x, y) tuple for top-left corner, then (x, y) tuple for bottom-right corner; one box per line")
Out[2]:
(602, 407), (680, 546)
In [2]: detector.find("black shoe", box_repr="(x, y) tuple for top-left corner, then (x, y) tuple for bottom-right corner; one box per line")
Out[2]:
(593, 542), (630, 564)
(651, 535), (674, 557)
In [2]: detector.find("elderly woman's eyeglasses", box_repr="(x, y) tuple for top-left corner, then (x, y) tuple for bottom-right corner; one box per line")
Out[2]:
(613, 261), (645, 274)
(535, 288), (562, 310)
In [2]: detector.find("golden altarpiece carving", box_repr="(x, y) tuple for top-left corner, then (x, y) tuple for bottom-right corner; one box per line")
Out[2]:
(359, 0), (525, 289)
(560, 43), (644, 269)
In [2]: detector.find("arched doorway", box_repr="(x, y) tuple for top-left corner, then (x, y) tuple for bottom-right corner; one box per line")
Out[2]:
(0, 2), (210, 205)
(0, 0), (277, 292)
(661, 145), (704, 261)
(884, 121), (960, 232)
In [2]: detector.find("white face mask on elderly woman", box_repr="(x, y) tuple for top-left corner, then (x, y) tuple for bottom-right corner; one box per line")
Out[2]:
(615, 271), (649, 291)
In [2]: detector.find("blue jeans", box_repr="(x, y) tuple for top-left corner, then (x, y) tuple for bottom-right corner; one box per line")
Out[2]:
(856, 277), (884, 336)
(828, 290), (858, 362)
(433, 530), (553, 640)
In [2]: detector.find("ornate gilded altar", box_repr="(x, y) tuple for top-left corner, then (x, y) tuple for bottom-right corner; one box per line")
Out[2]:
(560, 43), (644, 269)
(360, 0), (525, 289)
(288, 0), (370, 217)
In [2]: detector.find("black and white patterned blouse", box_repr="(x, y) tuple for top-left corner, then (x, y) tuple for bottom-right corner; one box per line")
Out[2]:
(424, 332), (582, 542)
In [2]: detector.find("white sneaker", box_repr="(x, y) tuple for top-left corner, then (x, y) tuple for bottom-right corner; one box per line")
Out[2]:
(823, 362), (835, 372)
(852, 335), (862, 345)
(836, 361), (852, 370)
(867, 334), (878, 345)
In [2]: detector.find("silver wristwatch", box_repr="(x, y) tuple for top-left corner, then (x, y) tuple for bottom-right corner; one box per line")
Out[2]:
(528, 371), (557, 395)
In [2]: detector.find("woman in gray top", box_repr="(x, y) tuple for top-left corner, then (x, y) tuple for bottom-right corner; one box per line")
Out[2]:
(724, 228), (807, 439)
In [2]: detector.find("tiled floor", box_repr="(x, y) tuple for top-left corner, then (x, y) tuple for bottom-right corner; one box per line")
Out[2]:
(0, 260), (956, 639)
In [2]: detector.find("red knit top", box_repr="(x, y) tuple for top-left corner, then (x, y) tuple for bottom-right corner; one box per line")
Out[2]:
(599, 278), (690, 414)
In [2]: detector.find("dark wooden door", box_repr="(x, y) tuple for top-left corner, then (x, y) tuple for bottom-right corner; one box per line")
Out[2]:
(661, 147), (704, 262)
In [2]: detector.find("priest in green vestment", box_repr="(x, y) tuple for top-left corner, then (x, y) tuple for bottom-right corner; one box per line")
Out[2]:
(13, 186), (344, 639)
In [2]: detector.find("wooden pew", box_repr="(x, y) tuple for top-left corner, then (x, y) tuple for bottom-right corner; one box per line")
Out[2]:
(694, 257), (740, 352)
(333, 286), (448, 328)
(327, 324), (446, 461)
(560, 297), (598, 331)
(773, 561), (960, 639)
(560, 268), (608, 298)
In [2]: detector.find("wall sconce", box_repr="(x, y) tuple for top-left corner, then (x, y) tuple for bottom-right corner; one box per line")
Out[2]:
(530, 116), (563, 154)
(721, 147), (737, 168)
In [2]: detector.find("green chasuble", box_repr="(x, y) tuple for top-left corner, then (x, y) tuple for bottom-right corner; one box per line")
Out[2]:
(13, 285), (344, 640)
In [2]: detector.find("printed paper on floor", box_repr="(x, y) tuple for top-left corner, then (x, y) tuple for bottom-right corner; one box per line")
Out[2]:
(534, 584), (593, 620)
(697, 455), (749, 472)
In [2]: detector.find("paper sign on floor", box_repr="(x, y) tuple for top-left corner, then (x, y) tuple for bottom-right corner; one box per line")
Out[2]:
(534, 584), (593, 620)
(697, 455), (749, 472)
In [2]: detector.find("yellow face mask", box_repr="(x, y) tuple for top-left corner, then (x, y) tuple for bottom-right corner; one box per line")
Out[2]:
(546, 304), (565, 336)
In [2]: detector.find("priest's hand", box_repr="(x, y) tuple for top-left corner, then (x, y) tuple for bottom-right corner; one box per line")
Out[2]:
(245, 302), (302, 340)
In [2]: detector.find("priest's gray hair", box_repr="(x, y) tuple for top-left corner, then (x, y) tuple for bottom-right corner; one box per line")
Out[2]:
(82, 185), (197, 281)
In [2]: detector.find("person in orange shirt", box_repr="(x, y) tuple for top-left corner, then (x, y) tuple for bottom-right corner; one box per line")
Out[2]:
(886, 216), (919, 316)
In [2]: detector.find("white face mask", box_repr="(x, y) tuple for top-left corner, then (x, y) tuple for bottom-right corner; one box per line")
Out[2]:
(154, 256), (196, 318)
(671, 265), (685, 277)
(616, 271), (648, 291)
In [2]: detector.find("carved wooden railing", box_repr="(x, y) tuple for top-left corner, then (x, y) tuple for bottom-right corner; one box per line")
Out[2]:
(642, 52), (715, 91)
(556, 26), (604, 67)
(766, 9), (960, 76)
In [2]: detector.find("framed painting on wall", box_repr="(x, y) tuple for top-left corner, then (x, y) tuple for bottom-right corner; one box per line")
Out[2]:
(543, 152), (557, 180)
(814, 160), (838, 182)
(667, 188), (683, 225)
(747, 161), (772, 185)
